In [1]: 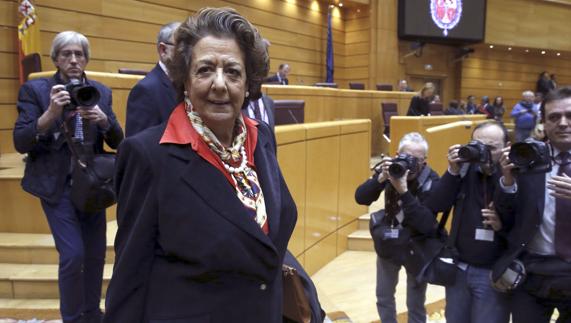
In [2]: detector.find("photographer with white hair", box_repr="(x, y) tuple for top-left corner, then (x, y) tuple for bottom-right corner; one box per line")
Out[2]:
(355, 132), (440, 323)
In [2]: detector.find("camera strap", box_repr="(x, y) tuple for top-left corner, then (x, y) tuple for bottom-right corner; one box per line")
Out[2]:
(62, 112), (89, 167)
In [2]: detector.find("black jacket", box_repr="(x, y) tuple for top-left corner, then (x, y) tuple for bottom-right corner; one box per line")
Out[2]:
(425, 165), (507, 268)
(406, 96), (430, 116)
(104, 107), (297, 322)
(492, 171), (571, 281)
(355, 166), (440, 268)
(125, 64), (177, 137)
(13, 72), (123, 204)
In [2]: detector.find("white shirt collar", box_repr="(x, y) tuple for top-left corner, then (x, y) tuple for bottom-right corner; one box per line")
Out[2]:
(158, 61), (169, 76)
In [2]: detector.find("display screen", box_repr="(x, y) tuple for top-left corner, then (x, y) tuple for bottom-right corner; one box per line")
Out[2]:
(398, 0), (486, 44)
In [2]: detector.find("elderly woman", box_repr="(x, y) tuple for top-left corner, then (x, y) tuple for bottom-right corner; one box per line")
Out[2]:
(406, 82), (435, 116)
(104, 8), (297, 322)
(14, 31), (123, 322)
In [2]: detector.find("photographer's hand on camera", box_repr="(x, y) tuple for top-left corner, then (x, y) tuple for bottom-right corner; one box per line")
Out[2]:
(547, 174), (571, 201)
(389, 169), (409, 194)
(375, 157), (392, 184)
(37, 85), (70, 134)
(447, 144), (462, 175)
(499, 146), (516, 187)
(78, 105), (110, 130)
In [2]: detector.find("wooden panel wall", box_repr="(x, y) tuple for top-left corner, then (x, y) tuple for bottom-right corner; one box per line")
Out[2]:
(486, 0), (571, 52)
(0, 0), (350, 152)
(276, 120), (370, 275)
(341, 6), (370, 89)
(460, 45), (571, 115)
(264, 85), (415, 155)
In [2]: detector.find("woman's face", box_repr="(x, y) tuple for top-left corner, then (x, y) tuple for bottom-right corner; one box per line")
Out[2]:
(187, 36), (247, 128)
(423, 88), (434, 98)
(495, 97), (503, 105)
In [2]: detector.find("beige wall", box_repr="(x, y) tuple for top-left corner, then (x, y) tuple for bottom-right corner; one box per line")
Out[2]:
(460, 44), (571, 116)
(486, 0), (571, 52)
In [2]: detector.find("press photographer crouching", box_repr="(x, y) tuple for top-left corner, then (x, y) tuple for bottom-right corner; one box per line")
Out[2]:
(355, 133), (440, 323)
(424, 121), (510, 323)
(493, 87), (571, 323)
(13, 31), (123, 323)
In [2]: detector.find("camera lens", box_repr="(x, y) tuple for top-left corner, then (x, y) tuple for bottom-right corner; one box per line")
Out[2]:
(388, 161), (407, 178)
(458, 145), (479, 162)
(509, 143), (537, 167)
(72, 86), (100, 107)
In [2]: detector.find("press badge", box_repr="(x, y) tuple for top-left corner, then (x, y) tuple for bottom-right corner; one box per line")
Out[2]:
(382, 228), (400, 240)
(475, 227), (494, 242)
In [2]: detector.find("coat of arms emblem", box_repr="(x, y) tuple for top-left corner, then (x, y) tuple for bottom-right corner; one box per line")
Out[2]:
(430, 0), (463, 36)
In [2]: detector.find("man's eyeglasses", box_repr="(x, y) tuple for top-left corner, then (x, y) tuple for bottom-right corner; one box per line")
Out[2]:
(59, 50), (85, 60)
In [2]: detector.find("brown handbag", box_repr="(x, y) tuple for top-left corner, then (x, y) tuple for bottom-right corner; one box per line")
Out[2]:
(282, 265), (311, 323)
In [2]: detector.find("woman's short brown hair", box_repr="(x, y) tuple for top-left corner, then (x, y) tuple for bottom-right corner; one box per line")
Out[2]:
(168, 7), (269, 105)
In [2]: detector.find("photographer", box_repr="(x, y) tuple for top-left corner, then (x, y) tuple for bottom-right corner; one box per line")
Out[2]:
(511, 91), (539, 142)
(13, 31), (123, 323)
(425, 121), (510, 323)
(494, 87), (571, 323)
(355, 133), (440, 323)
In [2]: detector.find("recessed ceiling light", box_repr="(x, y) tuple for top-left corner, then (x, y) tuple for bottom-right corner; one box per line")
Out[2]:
(489, 45), (494, 49)
(557, 53), (561, 56)
(525, 49), (529, 53)
(339, 3), (343, 7)
(508, 47), (512, 51)
(541, 50), (546, 55)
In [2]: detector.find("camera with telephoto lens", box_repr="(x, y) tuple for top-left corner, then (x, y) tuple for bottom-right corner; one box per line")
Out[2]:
(458, 140), (492, 164)
(64, 79), (100, 110)
(508, 138), (551, 174)
(388, 154), (419, 178)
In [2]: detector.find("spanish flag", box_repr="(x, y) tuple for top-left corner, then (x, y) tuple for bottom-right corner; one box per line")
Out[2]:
(17, 0), (41, 84)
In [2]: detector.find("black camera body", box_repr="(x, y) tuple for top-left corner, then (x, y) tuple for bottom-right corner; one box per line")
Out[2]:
(458, 140), (491, 164)
(509, 138), (551, 174)
(389, 154), (419, 178)
(64, 79), (100, 110)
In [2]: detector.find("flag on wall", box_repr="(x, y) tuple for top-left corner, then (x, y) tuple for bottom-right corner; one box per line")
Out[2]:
(326, 10), (334, 83)
(17, 0), (41, 84)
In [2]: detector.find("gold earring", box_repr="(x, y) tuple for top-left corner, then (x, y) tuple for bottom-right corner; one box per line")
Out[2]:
(184, 91), (192, 109)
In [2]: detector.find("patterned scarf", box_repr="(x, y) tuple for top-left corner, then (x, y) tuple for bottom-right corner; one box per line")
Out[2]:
(187, 109), (268, 233)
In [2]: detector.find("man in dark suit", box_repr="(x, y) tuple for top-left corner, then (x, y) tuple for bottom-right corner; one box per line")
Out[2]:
(13, 31), (123, 323)
(265, 63), (290, 85)
(356, 132), (440, 323)
(244, 94), (275, 130)
(125, 22), (179, 137)
(425, 121), (510, 323)
(494, 87), (571, 323)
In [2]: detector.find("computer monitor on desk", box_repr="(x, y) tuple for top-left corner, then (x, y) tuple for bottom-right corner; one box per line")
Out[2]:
(274, 100), (305, 125)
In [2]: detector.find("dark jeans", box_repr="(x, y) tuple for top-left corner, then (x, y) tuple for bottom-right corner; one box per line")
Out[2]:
(41, 186), (106, 323)
(445, 264), (510, 323)
(511, 280), (571, 323)
(376, 257), (427, 323)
